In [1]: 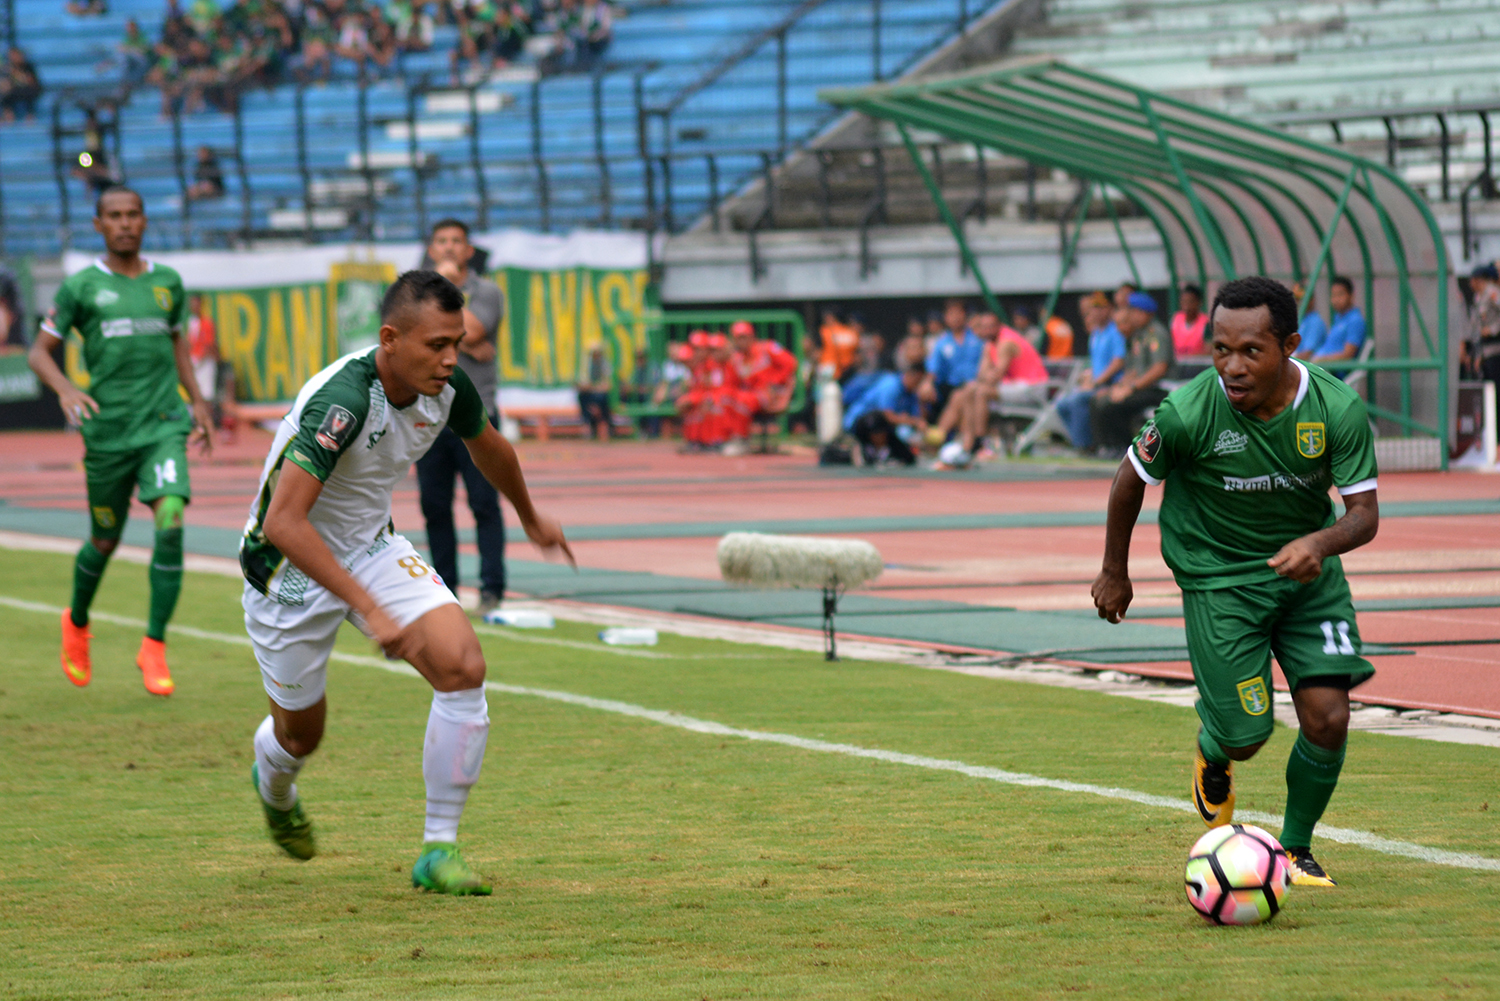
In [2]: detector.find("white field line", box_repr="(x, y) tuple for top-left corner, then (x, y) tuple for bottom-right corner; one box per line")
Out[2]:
(4, 594), (1499, 875)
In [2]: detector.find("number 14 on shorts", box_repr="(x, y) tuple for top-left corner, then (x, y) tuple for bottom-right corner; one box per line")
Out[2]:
(1319, 620), (1356, 655)
(154, 459), (178, 488)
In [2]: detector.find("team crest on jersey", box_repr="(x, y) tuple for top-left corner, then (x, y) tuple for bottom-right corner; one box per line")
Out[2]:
(1137, 421), (1161, 463)
(1296, 422), (1326, 458)
(1236, 678), (1271, 716)
(152, 286), (173, 311)
(93, 288), (120, 307)
(1214, 429), (1249, 455)
(315, 405), (357, 451)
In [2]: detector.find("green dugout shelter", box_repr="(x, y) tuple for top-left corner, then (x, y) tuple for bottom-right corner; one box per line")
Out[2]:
(821, 56), (1455, 466)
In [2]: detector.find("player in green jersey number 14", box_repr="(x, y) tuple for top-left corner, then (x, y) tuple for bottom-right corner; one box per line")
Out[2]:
(1092, 277), (1380, 888)
(27, 187), (215, 696)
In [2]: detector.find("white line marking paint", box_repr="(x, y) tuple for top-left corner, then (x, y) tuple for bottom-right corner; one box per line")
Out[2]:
(4, 593), (1498, 874)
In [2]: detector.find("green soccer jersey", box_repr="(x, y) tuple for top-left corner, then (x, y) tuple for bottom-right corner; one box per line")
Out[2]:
(45, 260), (191, 452)
(1129, 360), (1378, 591)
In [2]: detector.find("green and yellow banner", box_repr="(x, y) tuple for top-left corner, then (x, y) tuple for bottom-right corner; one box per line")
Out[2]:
(497, 267), (654, 387)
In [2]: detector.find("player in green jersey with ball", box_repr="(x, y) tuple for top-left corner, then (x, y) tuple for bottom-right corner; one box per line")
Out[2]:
(27, 186), (215, 696)
(1093, 276), (1379, 887)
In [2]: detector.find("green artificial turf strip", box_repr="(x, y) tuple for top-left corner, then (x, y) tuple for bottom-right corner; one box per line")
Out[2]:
(1, 547), (1497, 1000)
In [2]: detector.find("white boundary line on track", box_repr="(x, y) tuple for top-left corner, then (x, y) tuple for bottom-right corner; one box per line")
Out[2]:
(4, 592), (1498, 875)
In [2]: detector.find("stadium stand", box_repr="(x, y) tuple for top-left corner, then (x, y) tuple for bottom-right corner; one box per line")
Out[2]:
(0, 0), (1006, 253)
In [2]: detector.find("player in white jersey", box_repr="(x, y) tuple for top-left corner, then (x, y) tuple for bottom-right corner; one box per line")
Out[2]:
(239, 270), (572, 895)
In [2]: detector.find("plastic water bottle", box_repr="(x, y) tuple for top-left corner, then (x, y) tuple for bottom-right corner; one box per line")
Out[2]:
(483, 608), (555, 628)
(599, 627), (658, 646)
(816, 376), (843, 444)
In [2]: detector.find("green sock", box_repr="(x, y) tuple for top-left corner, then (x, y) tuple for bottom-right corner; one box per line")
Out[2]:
(147, 527), (184, 642)
(1197, 726), (1231, 766)
(1280, 732), (1346, 850)
(70, 541), (111, 628)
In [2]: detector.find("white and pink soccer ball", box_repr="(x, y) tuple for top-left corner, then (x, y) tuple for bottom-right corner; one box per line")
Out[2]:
(1184, 824), (1292, 925)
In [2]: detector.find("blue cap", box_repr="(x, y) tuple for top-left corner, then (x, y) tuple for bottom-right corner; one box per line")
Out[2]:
(1127, 291), (1157, 313)
(1472, 262), (1499, 281)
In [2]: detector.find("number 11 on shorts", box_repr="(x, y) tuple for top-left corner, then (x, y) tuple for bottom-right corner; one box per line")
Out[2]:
(1319, 620), (1355, 655)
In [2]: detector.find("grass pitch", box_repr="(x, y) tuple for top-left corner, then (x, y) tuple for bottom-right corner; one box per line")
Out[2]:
(1, 546), (1497, 1000)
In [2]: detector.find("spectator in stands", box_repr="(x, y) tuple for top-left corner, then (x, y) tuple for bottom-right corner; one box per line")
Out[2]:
(1291, 282), (1327, 360)
(491, 3), (530, 66)
(293, 7), (336, 83)
(416, 220), (508, 616)
(72, 106), (117, 195)
(844, 363), (926, 467)
(1170, 283), (1208, 357)
(621, 345), (662, 438)
(1054, 291), (1125, 451)
(1465, 262), (1500, 383)
(818, 307), (859, 381)
(188, 0), (222, 37)
(934, 310), (1049, 461)
(116, 20), (154, 89)
(923, 309), (943, 349)
(186, 293), (237, 441)
(896, 323), (926, 370)
(571, 0), (613, 69)
(1113, 280), (1138, 311)
(67, 0), (109, 16)
(922, 298), (982, 421)
(187, 145), (226, 200)
(390, 0), (436, 52)
(0, 47), (43, 123)
(1088, 291), (1173, 457)
(1309, 275), (1366, 369)
(576, 341), (615, 440)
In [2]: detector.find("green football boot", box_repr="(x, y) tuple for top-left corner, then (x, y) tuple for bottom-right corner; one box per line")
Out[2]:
(412, 843), (492, 896)
(251, 763), (317, 860)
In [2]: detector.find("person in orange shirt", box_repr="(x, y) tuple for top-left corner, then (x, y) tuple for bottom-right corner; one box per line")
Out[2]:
(1044, 313), (1074, 358)
(818, 307), (859, 379)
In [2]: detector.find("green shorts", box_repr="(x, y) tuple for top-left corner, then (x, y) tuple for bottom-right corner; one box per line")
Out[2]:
(1182, 561), (1374, 749)
(84, 435), (192, 539)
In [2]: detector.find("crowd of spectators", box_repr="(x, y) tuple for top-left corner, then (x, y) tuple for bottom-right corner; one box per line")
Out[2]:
(0, 0), (619, 125)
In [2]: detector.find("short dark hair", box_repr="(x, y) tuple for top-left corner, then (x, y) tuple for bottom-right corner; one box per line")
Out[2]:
(429, 217), (470, 240)
(380, 269), (465, 325)
(904, 361), (927, 376)
(95, 185), (143, 217)
(1118, 281), (1139, 293)
(1331, 275), (1354, 295)
(1210, 276), (1299, 345)
(1181, 283), (1203, 299)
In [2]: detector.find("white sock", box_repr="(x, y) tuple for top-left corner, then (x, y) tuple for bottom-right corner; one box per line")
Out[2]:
(422, 687), (490, 845)
(254, 714), (306, 811)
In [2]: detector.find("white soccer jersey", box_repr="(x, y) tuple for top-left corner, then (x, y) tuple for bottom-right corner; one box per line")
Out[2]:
(240, 347), (487, 605)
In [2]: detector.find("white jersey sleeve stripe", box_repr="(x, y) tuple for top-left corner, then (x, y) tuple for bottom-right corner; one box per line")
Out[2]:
(1127, 446), (1163, 486)
(1337, 477), (1378, 496)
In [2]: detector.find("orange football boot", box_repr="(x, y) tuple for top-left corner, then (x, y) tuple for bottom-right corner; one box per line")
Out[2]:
(136, 637), (175, 696)
(60, 610), (92, 686)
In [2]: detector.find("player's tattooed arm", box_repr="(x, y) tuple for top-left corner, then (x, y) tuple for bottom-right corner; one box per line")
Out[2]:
(1092, 458), (1147, 623)
(463, 423), (576, 567)
(1267, 489), (1379, 584)
(263, 462), (421, 659)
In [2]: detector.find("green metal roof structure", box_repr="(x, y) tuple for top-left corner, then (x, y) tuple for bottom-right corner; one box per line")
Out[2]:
(822, 56), (1454, 465)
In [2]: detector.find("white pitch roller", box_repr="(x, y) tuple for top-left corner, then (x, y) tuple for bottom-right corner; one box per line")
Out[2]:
(716, 532), (883, 590)
(716, 533), (883, 661)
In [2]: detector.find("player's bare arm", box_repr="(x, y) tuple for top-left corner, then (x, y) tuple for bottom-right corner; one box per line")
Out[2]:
(1268, 489), (1378, 584)
(1092, 456), (1147, 623)
(463, 422), (575, 566)
(26, 327), (98, 425)
(170, 325), (216, 456)
(262, 461), (417, 659)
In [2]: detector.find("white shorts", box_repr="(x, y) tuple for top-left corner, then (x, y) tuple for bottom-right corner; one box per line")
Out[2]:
(243, 531), (459, 710)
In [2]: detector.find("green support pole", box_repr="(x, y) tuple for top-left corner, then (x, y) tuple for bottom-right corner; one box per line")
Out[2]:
(896, 123), (1004, 317)
(1102, 186), (1142, 288)
(1138, 94), (1237, 280)
(1042, 181), (1094, 322)
(1297, 165), (1359, 323)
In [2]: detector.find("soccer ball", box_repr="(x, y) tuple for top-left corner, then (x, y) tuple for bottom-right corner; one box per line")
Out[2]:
(1184, 824), (1291, 925)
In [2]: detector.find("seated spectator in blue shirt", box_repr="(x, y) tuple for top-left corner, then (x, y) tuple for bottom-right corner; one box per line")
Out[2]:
(846, 363), (926, 466)
(1310, 275), (1366, 369)
(922, 298), (983, 419)
(1292, 281), (1329, 360)
(1055, 291), (1125, 450)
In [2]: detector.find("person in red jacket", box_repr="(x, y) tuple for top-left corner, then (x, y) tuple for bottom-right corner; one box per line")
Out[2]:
(729, 319), (797, 425)
(674, 330), (715, 448)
